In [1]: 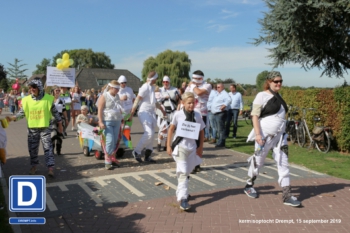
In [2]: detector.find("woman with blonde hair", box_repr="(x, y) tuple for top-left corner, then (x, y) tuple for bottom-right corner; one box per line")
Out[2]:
(71, 86), (81, 130)
(97, 80), (123, 170)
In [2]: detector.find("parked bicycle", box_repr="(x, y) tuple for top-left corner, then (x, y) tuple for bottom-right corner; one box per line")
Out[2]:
(242, 103), (253, 125)
(285, 105), (300, 144)
(296, 108), (333, 153)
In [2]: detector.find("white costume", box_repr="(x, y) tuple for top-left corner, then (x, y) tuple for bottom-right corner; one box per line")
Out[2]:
(134, 82), (157, 155)
(170, 110), (205, 201)
(246, 92), (290, 187)
(117, 75), (136, 115)
(185, 81), (212, 117)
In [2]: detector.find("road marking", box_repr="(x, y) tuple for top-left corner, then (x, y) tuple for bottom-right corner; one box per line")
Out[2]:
(163, 170), (216, 187)
(114, 177), (145, 197)
(46, 191), (58, 211)
(148, 172), (177, 190)
(78, 182), (102, 204)
(95, 177), (108, 187)
(264, 166), (300, 177)
(238, 167), (274, 179)
(58, 184), (68, 191)
(209, 168), (246, 182)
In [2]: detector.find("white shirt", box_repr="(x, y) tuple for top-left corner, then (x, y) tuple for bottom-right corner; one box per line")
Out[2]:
(254, 91), (286, 136)
(185, 82), (212, 116)
(118, 86), (135, 114)
(138, 82), (156, 112)
(171, 110), (205, 151)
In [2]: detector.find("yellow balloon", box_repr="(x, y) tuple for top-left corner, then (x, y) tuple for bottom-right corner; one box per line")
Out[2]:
(62, 53), (69, 60)
(57, 63), (64, 70)
(63, 60), (70, 68)
(69, 59), (74, 66)
(56, 58), (63, 64)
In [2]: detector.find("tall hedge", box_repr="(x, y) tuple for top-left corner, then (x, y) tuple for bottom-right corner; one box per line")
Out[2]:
(280, 87), (350, 152)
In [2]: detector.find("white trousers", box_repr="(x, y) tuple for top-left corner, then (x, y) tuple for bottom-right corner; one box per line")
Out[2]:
(134, 111), (157, 154)
(248, 133), (290, 187)
(173, 145), (202, 202)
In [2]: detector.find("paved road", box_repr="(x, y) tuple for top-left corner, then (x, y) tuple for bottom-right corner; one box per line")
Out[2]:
(1, 110), (350, 233)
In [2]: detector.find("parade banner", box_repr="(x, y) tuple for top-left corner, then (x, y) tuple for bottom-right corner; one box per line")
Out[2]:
(46, 66), (75, 87)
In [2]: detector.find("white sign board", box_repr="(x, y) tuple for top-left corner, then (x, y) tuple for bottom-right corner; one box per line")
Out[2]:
(81, 128), (95, 140)
(46, 66), (75, 87)
(175, 120), (201, 140)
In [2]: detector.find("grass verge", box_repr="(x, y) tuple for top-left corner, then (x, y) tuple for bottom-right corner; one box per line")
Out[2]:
(225, 120), (350, 180)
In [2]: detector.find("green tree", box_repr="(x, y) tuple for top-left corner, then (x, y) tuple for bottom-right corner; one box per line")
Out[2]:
(33, 58), (51, 75)
(0, 63), (9, 91)
(7, 58), (28, 79)
(254, 0), (350, 78)
(141, 50), (191, 88)
(256, 70), (269, 92)
(51, 49), (114, 70)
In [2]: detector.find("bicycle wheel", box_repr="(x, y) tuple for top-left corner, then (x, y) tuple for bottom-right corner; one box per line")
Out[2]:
(315, 131), (331, 153)
(297, 123), (306, 147)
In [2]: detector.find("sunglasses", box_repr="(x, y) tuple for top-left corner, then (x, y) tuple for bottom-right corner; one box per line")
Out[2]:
(120, 82), (126, 84)
(163, 81), (169, 83)
(29, 84), (38, 89)
(55, 90), (61, 92)
(272, 80), (283, 84)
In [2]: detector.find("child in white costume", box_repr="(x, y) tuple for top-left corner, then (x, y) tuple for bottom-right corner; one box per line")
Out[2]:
(244, 71), (301, 207)
(167, 92), (205, 211)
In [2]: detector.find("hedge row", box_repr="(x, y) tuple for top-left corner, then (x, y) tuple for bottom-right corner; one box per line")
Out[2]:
(280, 87), (350, 152)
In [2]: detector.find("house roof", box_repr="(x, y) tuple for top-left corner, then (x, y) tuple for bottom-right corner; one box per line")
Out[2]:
(75, 68), (142, 93)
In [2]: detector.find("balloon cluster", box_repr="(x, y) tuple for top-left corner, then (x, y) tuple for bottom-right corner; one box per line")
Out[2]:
(12, 78), (20, 91)
(56, 53), (74, 70)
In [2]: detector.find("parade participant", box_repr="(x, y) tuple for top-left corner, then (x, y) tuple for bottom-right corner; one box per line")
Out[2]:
(117, 75), (136, 115)
(156, 75), (179, 152)
(71, 86), (82, 131)
(166, 92), (205, 211)
(51, 86), (68, 155)
(226, 84), (243, 138)
(185, 70), (212, 172)
(60, 87), (71, 136)
(128, 71), (166, 163)
(9, 78), (63, 177)
(97, 80), (123, 170)
(77, 105), (98, 125)
(244, 71), (301, 207)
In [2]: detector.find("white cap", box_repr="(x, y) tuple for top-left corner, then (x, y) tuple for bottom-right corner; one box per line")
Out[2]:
(118, 75), (127, 83)
(163, 76), (170, 82)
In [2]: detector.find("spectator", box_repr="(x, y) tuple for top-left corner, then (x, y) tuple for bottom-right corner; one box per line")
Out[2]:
(209, 83), (231, 148)
(207, 84), (218, 144)
(0, 89), (4, 115)
(60, 87), (71, 136)
(71, 86), (82, 131)
(226, 84), (243, 138)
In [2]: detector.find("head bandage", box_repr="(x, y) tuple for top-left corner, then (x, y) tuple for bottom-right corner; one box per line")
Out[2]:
(147, 73), (158, 81)
(163, 76), (170, 82)
(108, 83), (120, 89)
(192, 74), (204, 84)
(118, 75), (127, 83)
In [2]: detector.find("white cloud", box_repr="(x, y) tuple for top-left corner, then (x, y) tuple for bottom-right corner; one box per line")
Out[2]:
(207, 24), (231, 32)
(167, 40), (196, 48)
(221, 9), (239, 19)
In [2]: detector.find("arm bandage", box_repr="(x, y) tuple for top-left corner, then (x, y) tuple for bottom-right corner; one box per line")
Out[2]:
(132, 97), (140, 111)
(251, 104), (262, 116)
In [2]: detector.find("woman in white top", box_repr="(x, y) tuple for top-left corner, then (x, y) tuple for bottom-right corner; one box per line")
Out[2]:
(244, 71), (301, 207)
(71, 86), (82, 130)
(98, 80), (123, 170)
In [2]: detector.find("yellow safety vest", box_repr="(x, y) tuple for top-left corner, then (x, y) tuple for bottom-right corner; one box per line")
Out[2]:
(22, 94), (54, 128)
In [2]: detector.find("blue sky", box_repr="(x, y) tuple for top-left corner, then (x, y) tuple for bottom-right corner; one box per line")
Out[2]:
(1, 0), (348, 88)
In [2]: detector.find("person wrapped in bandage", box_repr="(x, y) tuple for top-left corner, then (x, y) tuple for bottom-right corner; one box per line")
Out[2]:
(128, 71), (166, 163)
(166, 92), (205, 211)
(155, 75), (180, 152)
(244, 71), (301, 207)
(185, 70), (212, 173)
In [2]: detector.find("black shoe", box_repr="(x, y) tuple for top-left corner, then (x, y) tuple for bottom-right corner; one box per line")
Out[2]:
(163, 146), (167, 151)
(195, 165), (201, 172)
(56, 151), (61, 156)
(145, 149), (156, 163)
(64, 132), (68, 136)
(132, 151), (143, 163)
(157, 144), (161, 152)
(215, 144), (225, 148)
